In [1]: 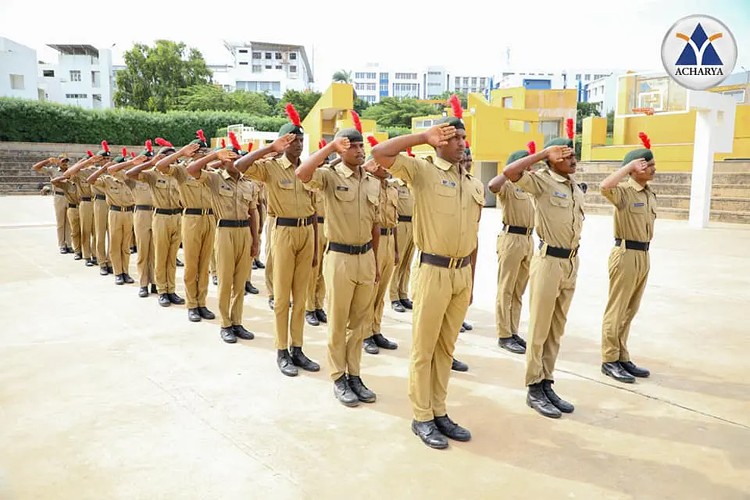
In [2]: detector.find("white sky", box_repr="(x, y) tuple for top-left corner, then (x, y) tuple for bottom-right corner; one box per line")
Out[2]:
(1, 0), (748, 89)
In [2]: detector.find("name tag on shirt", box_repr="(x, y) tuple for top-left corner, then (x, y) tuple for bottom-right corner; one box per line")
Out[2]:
(552, 191), (568, 199)
(156, 178), (168, 187)
(633, 202), (645, 207)
(280, 179), (293, 186)
(336, 186), (349, 192)
(441, 179), (457, 188)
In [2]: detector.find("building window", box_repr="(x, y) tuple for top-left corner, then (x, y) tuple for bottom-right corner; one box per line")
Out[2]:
(290, 65), (297, 73)
(454, 77), (460, 86)
(65, 93), (88, 99)
(10, 74), (24, 90)
(275, 52), (282, 59)
(395, 73), (417, 80)
(275, 65), (282, 70)
(91, 71), (100, 88)
(723, 89), (746, 103)
(265, 65), (272, 69)
(70, 70), (81, 82)
(502, 97), (513, 108)
(585, 74), (591, 81)
(479, 77), (486, 85)
(290, 52), (297, 60)
(471, 77), (477, 85)
(265, 52), (272, 59)
(428, 71), (441, 76)
(252, 52), (261, 59)
(252, 65), (262, 73)
(239, 62), (248, 65)
(239, 49), (248, 53)
(43, 69), (55, 77)
(575, 73), (581, 80)
(355, 72), (364, 79)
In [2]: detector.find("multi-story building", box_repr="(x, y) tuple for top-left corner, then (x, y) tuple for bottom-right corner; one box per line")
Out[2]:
(0, 37), (41, 101)
(215, 41), (313, 98)
(584, 74), (620, 114)
(38, 44), (114, 109)
(497, 68), (624, 101)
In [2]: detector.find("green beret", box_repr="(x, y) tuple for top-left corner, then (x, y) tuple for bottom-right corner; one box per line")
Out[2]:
(190, 138), (209, 148)
(622, 148), (654, 165)
(335, 127), (364, 143)
(544, 138), (573, 148)
(278, 123), (304, 136)
(506, 150), (529, 165)
(113, 155), (127, 163)
(140, 150), (154, 157)
(157, 146), (176, 156)
(96, 149), (111, 157)
(437, 116), (465, 130)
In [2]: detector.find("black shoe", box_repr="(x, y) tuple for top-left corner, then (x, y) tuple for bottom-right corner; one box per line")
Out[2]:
(315, 309), (327, 324)
(85, 258), (95, 267)
(115, 274), (124, 286)
(188, 308), (201, 322)
(254, 259), (265, 269)
(66, 246), (74, 253)
(90, 257), (98, 266)
(158, 294), (171, 307)
(333, 375), (359, 407)
(73, 252), (83, 261)
(462, 321), (473, 331)
(602, 362), (636, 383)
(305, 311), (320, 326)
(60, 247), (68, 254)
(451, 358), (468, 372)
(276, 350), (298, 377)
(434, 415), (471, 441)
(107, 265), (114, 274)
(123, 274), (134, 284)
(526, 382), (562, 418)
(150, 284), (158, 294)
(373, 333), (398, 350)
(168, 293), (185, 305)
(347, 375), (376, 403)
(268, 297), (274, 310)
(391, 300), (406, 313)
(363, 336), (379, 354)
(221, 327), (237, 343)
(130, 246), (137, 254)
(197, 307), (215, 320)
(542, 380), (574, 413)
(411, 420), (449, 449)
(498, 336), (526, 354)
(244, 282), (259, 295)
(211, 275), (218, 286)
(513, 333), (527, 349)
(400, 298), (413, 310)
(100, 267), (108, 276)
(176, 258), (184, 267)
(290, 346), (320, 372)
(621, 360), (650, 378)
(232, 325), (254, 340)
(138, 286), (149, 298)
(252, 260), (258, 270)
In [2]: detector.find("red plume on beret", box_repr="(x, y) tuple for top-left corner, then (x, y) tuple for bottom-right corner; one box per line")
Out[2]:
(121, 147), (127, 157)
(155, 137), (173, 148)
(566, 118), (574, 140)
(86, 150), (93, 157)
(145, 139), (153, 153)
(527, 141), (536, 155)
(196, 129), (206, 143)
(285, 103), (301, 126)
(638, 131), (651, 149)
(350, 110), (362, 133)
(246, 143), (254, 153)
(464, 140), (470, 149)
(406, 147), (415, 157)
(101, 140), (110, 153)
(367, 136), (379, 147)
(449, 94), (463, 120)
(221, 138), (226, 148)
(318, 139), (327, 149)
(229, 131), (242, 152)
(130, 152), (136, 158)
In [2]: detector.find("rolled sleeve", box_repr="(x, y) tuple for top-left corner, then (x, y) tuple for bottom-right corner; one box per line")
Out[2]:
(513, 170), (544, 197)
(169, 164), (188, 183)
(389, 154), (419, 186)
(304, 166), (329, 191)
(601, 186), (625, 209)
(138, 170), (156, 185)
(243, 159), (270, 182)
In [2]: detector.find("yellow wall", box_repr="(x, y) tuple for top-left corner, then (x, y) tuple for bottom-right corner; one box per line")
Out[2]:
(301, 83), (355, 153)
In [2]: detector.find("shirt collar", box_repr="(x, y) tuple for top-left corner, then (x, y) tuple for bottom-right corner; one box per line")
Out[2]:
(628, 176), (646, 192)
(220, 169), (235, 182)
(433, 156), (455, 172)
(280, 154), (294, 170)
(334, 162), (358, 179)
(548, 169), (570, 183)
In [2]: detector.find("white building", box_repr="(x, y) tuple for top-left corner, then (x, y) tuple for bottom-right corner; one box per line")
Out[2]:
(0, 37), (40, 101)
(216, 41), (313, 98)
(584, 74), (620, 114)
(38, 44), (114, 109)
(497, 68), (624, 101)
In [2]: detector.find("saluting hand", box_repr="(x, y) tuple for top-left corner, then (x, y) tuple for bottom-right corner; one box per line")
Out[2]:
(424, 123), (456, 148)
(132, 154), (148, 165)
(545, 146), (574, 163)
(628, 158), (649, 175)
(180, 143), (201, 157)
(332, 136), (350, 154)
(216, 149), (239, 162)
(271, 133), (296, 153)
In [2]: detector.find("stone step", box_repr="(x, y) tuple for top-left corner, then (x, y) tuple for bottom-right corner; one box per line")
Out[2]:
(585, 193), (750, 212)
(578, 160), (750, 174)
(583, 182), (750, 198)
(576, 171), (750, 186)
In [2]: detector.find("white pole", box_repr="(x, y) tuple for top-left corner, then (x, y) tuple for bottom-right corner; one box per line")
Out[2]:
(688, 109), (715, 228)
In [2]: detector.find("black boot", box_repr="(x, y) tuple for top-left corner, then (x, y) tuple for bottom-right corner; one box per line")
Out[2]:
(123, 274), (134, 284)
(434, 415), (471, 441)
(277, 349), (298, 377)
(290, 346), (320, 372)
(411, 420), (448, 449)
(220, 326), (237, 343)
(363, 336), (379, 354)
(400, 298), (413, 310)
(232, 325), (254, 340)
(305, 310), (320, 326)
(542, 380), (574, 413)
(315, 309), (327, 323)
(197, 307), (215, 320)
(512, 333), (527, 349)
(333, 375), (359, 407)
(175, 258), (184, 267)
(244, 282), (259, 295)
(188, 308), (201, 322)
(138, 286), (149, 298)
(150, 284), (158, 294)
(106, 265), (114, 274)
(347, 375), (376, 403)
(373, 333), (398, 350)
(158, 294), (170, 307)
(602, 362), (636, 383)
(85, 258), (95, 267)
(526, 382), (562, 418)
(73, 252), (83, 261)
(254, 259), (265, 269)
(167, 293), (185, 305)
(620, 360), (650, 378)
(100, 266), (109, 276)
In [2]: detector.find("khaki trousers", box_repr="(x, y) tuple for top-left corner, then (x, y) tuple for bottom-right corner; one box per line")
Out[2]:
(54, 194), (70, 249)
(78, 200), (94, 259)
(389, 221), (414, 301)
(67, 207), (81, 254)
(324, 249), (376, 381)
(183, 214), (215, 309)
(306, 229), (327, 311)
(108, 210), (133, 276)
(495, 232), (533, 338)
(264, 215), (276, 296)
(152, 213), (181, 294)
(93, 199), (110, 268)
(370, 233), (396, 334)
(215, 226), (253, 328)
(409, 261), (472, 421)
(524, 253), (579, 386)
(601, 245), (650, 362)
(134, 208), (155, 287)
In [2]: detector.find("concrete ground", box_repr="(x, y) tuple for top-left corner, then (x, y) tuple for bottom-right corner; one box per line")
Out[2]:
(0, 195), (748, 500)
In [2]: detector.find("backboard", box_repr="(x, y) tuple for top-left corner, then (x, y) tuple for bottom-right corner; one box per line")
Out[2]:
(616, 72), (689, 117)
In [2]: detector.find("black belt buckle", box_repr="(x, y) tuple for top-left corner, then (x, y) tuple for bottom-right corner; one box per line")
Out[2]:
(317, 216), (324, 223)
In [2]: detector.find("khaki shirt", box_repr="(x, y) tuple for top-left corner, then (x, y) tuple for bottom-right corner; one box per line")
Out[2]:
(243, 154), (314, 218)
(241, 178), (259, 213)
(132, 179), (153, 206)
(137, 169), (181, 209)
(514, 168), (584, 249)
(379, 180), (399, 229)
(498, 180), (535, 228)
(389, 155), (484, 258)
(73, 168), (95, 198)
(40, 165), (65, 193)
(199, 169), (256, 221)
(601, 177), (657, 242)
(56, 178), (79, 205)
(168, 163), (213, 210)
(92, 172), (135, 207)
(394, 178), (414, 217)
(312, 189), (325, 218)
(304, 163), (380, 245)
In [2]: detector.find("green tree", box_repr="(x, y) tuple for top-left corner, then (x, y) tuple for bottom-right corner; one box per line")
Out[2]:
(276, 89), (322, 121)
(576, 102), (601, 132)
(362, 97), (438, 128)
(606, 110), (615, 134)
(353, 97), (371, 116)
(176, 86), (273, 115)
(332, 70), (352, 83)
(115, 40), (212, 112)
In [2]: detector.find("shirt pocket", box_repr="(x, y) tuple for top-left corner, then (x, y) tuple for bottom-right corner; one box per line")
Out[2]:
(628, 202), (647, 214)
(334, 185), (357, 213)
(434, 183), (457, 214)
(547, 193), (571, 224)
(512, 187), (529, 200)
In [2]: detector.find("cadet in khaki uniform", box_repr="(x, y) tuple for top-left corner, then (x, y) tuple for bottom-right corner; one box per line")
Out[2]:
(297, 125), (381, 407)
(599, 133), (657, 384)
(33, 155), (72, 253)
(126, 141), (159, 297)
(237, 111), (321, 377)
(487, 145), (536, 355)
(372, 107), (483, 450)
(91, 157), (113, 276)
(305, 188), (328, 326)
(389, 177), (415, 313)
(127, 138), (187, 307)
(50, 173), (82, 259)
(186, 149), (258, 344)
(503, 123), (582, 420)
(254, 182), (267, 270)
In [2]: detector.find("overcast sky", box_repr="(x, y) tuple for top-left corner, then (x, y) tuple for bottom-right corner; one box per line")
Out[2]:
(1, 0), (748, 88)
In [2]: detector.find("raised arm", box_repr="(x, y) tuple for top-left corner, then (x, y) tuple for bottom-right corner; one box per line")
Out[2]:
(601, 159), (648, 190)
(186, 149), (237, 178)
(86, 161), (114, 184)
(155, 143), (200, 173)
(32, 157), (56, 172)
(503, 146), (572, 182)
(296, 137), (350, 183)
(235, 134), (295, 173)
(371, 124), (455, 169)
(487, 174), (509, 194)
(62, 155), (100, 178)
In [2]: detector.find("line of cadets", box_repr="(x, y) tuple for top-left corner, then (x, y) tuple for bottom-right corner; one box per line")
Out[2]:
(33, 97), (658, 450)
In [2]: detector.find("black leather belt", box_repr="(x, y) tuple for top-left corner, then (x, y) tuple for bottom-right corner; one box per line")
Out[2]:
(317, 216), (324, 223)
(155, 208), (182, 215)
(539, 241), (578, 259)
(135, 204), (153, 211)
(218, 219), (249, 228)
(398, 215), (412, 222)
(503, 224), (533, 236)
(380, 227), (394, 236)
(420, 252), (471, 269)
(80, 196), (92, 202)
(276, 215), (315, 227)
(94, 194), (106, 201)
(328, 241), (373, 255)
(615, 238), (650, 251)
(110, 205), (134, 212)
(184, 208), (214, 216)
(54, 191), (64, 196)
(67, 203), (78, 209)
